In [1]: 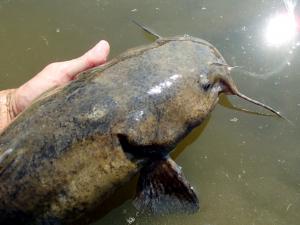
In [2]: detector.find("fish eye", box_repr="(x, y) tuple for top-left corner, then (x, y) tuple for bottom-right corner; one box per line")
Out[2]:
(201, 83), (212, 91)
(197, 77), (213, 91)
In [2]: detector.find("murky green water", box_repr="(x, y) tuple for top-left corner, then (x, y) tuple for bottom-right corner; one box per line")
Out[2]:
(1, 0), (300, 225)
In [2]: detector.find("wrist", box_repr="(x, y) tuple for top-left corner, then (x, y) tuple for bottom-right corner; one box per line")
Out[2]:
(0, 89), (18, 132)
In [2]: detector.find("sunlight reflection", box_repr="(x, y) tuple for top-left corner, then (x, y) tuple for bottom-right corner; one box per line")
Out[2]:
(264, 0), (298, 46)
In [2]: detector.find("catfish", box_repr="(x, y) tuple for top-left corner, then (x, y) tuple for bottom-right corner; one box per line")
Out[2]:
(0, 22), (283, 225)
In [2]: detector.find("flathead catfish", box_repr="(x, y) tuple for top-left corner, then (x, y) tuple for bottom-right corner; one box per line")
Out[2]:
(0, 26), (283, 224)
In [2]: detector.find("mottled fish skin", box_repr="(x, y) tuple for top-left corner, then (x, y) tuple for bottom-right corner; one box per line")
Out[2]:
(0, 36), (229, 224)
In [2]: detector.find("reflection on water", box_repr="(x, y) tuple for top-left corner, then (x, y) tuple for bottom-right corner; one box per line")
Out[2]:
(264, 13), (297, 46)
(264, 0), (298, 47)
(1, 0), (300, 225)
(235, 0), (300, 79)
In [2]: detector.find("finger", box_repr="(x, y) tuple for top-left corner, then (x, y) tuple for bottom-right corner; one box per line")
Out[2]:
(14, 40), (110, 114)
(60, 40), (110, 80)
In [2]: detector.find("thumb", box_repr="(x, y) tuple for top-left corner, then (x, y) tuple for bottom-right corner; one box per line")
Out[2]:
(63, 40), (110, 79)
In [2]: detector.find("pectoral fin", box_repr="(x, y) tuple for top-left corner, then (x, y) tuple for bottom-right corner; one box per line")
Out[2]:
(133, 157), (199, 215)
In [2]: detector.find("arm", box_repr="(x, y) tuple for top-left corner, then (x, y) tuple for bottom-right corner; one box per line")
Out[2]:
(0, 40), (110, 133)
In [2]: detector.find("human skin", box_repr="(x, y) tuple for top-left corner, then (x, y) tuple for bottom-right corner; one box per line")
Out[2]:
(0, 40), (110, 133)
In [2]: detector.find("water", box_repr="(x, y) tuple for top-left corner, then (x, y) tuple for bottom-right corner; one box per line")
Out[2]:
(1, 0), (300, 225)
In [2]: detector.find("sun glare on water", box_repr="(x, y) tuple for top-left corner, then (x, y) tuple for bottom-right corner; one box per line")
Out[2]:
(265, 0), (299, 46)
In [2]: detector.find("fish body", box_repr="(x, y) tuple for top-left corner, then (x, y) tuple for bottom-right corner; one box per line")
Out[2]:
(0, 35), (279, 225)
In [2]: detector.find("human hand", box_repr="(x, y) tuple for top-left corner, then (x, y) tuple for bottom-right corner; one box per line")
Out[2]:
(0, 40), (110, 133)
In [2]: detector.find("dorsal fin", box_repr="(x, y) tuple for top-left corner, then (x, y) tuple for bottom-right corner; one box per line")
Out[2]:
(132, 20), (162, 39)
